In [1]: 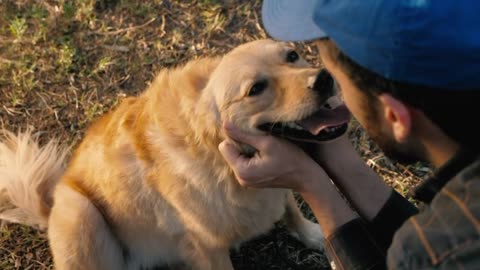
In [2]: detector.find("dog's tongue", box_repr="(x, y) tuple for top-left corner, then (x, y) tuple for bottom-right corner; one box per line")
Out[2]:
(298, 104), (351, 135)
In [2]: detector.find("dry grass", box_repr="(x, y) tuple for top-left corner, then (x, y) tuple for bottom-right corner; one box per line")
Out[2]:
(0, 0), (432, 269)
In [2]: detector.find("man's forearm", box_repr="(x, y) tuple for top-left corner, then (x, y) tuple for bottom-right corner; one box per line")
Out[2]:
(312, 136), (392, 221)
(299, 165), (358, 238)
(310, 136), (419, 252)
(300, 168), (388, 270)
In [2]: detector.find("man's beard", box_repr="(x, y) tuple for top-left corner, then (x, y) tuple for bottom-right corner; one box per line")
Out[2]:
(369, 130), (425, 165)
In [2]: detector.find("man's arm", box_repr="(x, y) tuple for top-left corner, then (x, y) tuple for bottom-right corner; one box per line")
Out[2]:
(219, 124), (390, 267)
(220, 132), (389, 269)
(299, 177), (388, 270)
(310, 136), (397, 219)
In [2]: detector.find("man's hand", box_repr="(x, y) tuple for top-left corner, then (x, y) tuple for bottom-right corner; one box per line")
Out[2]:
(219, 122), (360, 236)
(218, 122), (329, 192)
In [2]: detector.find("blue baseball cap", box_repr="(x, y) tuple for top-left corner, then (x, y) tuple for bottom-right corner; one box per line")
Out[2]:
(262, 0), (480, 90)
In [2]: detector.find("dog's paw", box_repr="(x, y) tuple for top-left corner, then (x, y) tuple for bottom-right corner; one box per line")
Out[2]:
(294, 219), (325, 251)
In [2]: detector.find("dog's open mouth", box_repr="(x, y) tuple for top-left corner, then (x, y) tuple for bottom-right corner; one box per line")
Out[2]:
(258, 97), (351, 142)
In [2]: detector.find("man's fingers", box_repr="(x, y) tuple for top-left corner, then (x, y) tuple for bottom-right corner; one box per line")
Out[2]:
(219, 140), (257, 185)
(236, 178), (251, 188)
(223, 122), (266, 148)
(218, 139), (255, 172)
(218, 140), (242, 167)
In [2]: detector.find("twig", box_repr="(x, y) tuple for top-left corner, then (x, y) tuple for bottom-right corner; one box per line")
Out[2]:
(159, 15), (166, 38)
(0, 57), (20, 65)
(102, 45), (130, 52)
(2, 105), (20, 115)
(396, 163), (415, 176)
(92, 18), (156, 36)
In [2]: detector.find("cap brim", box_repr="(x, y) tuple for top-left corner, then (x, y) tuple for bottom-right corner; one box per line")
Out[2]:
(261, 0), (327, 42)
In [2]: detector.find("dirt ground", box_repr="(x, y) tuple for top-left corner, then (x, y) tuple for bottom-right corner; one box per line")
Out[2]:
(0, 1), (432, 269)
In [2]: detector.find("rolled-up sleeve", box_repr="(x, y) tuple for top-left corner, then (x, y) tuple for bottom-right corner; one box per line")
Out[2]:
(325, 190), (418, 270)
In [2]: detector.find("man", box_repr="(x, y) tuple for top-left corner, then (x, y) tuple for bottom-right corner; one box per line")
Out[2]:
(219, 0), (480, 269)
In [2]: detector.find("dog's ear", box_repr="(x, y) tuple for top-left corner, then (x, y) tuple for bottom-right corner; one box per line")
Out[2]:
(182, 57), (224, 140)
(183, 57), (222, 92)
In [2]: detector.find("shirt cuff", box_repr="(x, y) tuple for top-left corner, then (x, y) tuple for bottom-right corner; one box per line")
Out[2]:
(325, 218), (386, 270)
(368, 190), (418, 252)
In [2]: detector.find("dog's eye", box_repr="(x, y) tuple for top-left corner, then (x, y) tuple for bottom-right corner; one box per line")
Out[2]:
(286, 50), (299, 63)
(248, 80), (268, 97)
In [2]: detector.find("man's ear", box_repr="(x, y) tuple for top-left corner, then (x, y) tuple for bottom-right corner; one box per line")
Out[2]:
(378, 93), (412, 143)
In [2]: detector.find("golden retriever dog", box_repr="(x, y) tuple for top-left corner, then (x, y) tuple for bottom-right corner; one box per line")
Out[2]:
(0, 39), (350, 270)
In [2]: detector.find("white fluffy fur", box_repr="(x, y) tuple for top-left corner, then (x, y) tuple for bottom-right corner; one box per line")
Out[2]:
(0, 128), (67, 229)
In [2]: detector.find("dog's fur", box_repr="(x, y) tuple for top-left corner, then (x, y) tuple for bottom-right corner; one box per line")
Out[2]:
(0, 39), (326, 270)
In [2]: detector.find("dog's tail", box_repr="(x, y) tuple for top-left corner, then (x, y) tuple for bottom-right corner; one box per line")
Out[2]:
(0, 128), (68, 230)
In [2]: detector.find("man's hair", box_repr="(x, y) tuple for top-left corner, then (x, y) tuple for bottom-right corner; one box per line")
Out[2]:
(320, 39), (480, 148)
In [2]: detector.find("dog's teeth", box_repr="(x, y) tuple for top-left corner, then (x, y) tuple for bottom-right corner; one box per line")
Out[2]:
(325, 127), (336, 132)
(282, 122), (306, 130)
(325, 125), (343, 133)
(291, 123), (304, 130)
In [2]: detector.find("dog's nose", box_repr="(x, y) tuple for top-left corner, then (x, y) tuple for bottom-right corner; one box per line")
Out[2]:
(310, 70), (334, 93)
(309, 70), (335, 105)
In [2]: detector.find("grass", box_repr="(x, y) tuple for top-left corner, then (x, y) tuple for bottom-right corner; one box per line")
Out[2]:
(0, 0), (432, 269)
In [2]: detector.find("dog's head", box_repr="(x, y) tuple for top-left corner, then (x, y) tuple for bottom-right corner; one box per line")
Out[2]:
(205, 39), (350, 144)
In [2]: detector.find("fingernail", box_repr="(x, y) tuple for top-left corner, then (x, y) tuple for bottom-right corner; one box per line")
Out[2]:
(224, 122), (234, 131)
(218, 140), (224, 150)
